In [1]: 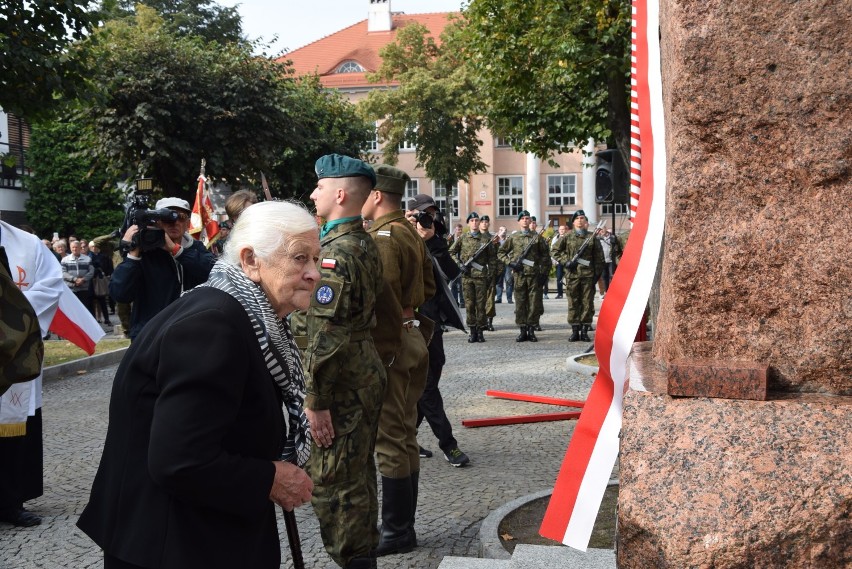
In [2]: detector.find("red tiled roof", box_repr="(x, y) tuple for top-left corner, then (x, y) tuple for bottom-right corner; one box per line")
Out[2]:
(280, 12), (455, 88)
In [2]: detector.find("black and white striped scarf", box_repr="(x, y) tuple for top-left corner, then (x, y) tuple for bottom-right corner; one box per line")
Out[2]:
(191, 260), (311, 466)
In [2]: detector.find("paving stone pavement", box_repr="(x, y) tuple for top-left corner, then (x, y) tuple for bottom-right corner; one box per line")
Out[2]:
(0, 294), (606, 569)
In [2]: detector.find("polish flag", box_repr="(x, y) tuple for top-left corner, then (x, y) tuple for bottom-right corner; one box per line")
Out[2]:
(190, 174), (220, 249)
(539, 0), (667, 550)
(49, 287), (105, 355)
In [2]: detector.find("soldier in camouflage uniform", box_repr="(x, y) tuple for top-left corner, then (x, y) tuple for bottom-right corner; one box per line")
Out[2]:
(497, 210), (550, 342)
(0, 248), (43, 396)
(362, 165), (435, 556)
(479, 215), (498, 332)
(529, 216), (548, 331)
(552, 210), (605, 342)
(291, 155), (385, 569)
(449, 212), (497, 343)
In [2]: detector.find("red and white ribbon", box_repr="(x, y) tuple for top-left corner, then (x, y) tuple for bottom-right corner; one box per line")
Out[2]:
(540, 0), (667, 550)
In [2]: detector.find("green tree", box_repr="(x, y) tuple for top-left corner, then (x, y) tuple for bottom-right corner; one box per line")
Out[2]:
(103, 0), (243, 45)
(358, 21), (487, 189)
(0, 0), (99, 118)
(462, 0), (631, 168)
(25, 115), (125, 239)
(76, 7), (301, 200)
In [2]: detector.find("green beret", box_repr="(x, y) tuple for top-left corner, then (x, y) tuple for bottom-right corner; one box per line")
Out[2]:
(517, 210), (531, 221)
(374, 164), (410, 195)
(466, 212), (479, 222)
(315, 154), (376, 186)
(480, 215), (490, 222)
(570, 209), (587, 225)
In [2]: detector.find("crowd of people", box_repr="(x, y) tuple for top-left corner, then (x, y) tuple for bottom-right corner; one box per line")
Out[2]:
(2, 154), (622, 569)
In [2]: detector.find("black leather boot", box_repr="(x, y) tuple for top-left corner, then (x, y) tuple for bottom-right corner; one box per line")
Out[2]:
(468, 326), (477, 343)
(527, 326), (538, 342)
(410, 471), (419, 546)
(516, 326), (528, 342)
(476, 326), (485, 342)
(569, 325), (580, 342)
(344, 557), (377, 569)
(376, 476), (415, 556)
(579, 324), (591, 342)
(487, 317), (494, 332)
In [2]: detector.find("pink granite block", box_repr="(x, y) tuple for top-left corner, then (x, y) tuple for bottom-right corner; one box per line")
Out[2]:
(667, 359), (768, 400)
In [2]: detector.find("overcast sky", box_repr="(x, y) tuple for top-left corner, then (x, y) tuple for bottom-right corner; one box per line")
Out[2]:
(218, 0), (465, 55)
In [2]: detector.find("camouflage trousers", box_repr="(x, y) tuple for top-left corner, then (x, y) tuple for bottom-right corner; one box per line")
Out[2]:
(565, 277), (596, 324)
(512, 272), (542, 326)
(307, 380), (384, 566)
(376, 327), (428, 478)
(485, 276), (497, 318)
(461, 276), (489, 328)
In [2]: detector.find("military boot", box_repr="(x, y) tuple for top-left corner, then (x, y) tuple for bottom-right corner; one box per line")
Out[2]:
(527, 326), (538, 342)
(487, 317), (494, 332)
(345, 557), (377, 569)
(569, 325), (580, 342)
(468, 326), (477, 343)
(410, 471), (419, 546)
(579, 324), (591, 342)
(376, 476), (415, 556)
(476, 327), (485, 342)
(516, 326), (528, 342)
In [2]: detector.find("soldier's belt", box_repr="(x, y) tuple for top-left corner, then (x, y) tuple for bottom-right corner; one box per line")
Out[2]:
(293, 329), (372, 350)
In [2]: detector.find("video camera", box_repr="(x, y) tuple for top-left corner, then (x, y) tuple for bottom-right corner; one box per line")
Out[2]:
(119, 178), (178, 252)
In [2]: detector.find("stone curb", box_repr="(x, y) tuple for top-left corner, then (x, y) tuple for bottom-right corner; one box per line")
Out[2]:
(479, 488), (554, 560)
(43, 348), (128, 383)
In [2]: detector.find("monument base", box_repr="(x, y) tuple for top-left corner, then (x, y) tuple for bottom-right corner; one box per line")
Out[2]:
(618, 343), (851, 568)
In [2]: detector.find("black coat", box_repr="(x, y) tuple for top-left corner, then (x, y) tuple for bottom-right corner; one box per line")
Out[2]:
(77, 287), (286, 569)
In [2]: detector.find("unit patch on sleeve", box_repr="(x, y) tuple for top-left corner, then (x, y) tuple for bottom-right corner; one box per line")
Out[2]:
(315, 284), (335, 305)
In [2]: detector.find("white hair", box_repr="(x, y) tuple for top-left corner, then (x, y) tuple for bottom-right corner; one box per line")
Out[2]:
(222, 201), (317, 266)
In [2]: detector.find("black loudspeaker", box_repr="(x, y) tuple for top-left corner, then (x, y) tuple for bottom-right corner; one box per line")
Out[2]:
(595, 149), (628, 204)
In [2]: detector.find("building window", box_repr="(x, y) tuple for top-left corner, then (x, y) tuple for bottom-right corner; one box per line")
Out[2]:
(497, 176), (524, 217)
(336, 60), (365, 73)
(495, 136), (512, 148)
(601, 202), (629, 215)
(367, 122), (379, 152)
(405, 179), (419, 201)
(547, 175), (577, 207)
(398, 126), (416, 152)
(433, 181), (459, 217)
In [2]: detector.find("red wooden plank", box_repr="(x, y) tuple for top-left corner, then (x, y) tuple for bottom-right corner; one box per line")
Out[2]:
(485, 390), (585, 408)
(462, 411), (582, 428)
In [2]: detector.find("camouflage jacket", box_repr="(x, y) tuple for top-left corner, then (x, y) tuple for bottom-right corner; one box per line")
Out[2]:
(368, 211), (435, 365)
(497, 230), (550, 277)
(449, 230), (498, 280)
(0, 247), (44, 395)
(552, 230), (605, 279)
(291, 219), (385, 410)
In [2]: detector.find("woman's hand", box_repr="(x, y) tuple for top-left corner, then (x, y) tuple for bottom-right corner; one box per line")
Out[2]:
(269, 461), (313, 511)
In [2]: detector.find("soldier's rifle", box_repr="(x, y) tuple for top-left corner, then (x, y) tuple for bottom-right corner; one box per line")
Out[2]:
(508, 224), (549, 273)
(566, 219), (606, 273)
(458, 234), (500, 276)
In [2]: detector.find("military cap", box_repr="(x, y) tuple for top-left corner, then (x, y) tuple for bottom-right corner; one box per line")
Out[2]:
(374, 164), (410, 195)
(480, 215), (490, 222)
(466, 212), (480, 222)
(570, 209), (588, 225)
(408, 194), (437, 212)
(531, 216), (537, 222)
(517, 210), (531, 221)
(314, 154), (376, 186)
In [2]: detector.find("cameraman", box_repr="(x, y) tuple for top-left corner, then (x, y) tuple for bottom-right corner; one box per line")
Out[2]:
(406, 194), (470, 468)
(110, 197), (215, 340)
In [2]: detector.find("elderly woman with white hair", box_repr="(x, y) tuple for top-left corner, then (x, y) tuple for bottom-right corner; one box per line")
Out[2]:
(78, 201), (319, 569)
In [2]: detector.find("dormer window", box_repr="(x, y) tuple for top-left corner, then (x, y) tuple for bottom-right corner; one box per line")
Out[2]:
(336, 61), (365, 73)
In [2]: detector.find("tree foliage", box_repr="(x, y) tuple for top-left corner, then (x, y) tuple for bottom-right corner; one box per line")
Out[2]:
(358, 21), (487, 187)
(102, 0), (243, 45)
(25, 115), (125, 240)
(0, 0), (99, 118)
(462, 0), (631, 167)
(74, 7), (341, 201)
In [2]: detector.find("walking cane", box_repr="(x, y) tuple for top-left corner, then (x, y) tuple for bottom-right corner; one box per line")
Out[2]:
(282, 507), (305, 569)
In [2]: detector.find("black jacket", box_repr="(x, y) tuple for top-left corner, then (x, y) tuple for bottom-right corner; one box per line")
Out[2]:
(77, 287), (285, 569)
(419, 235), (464, 330)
